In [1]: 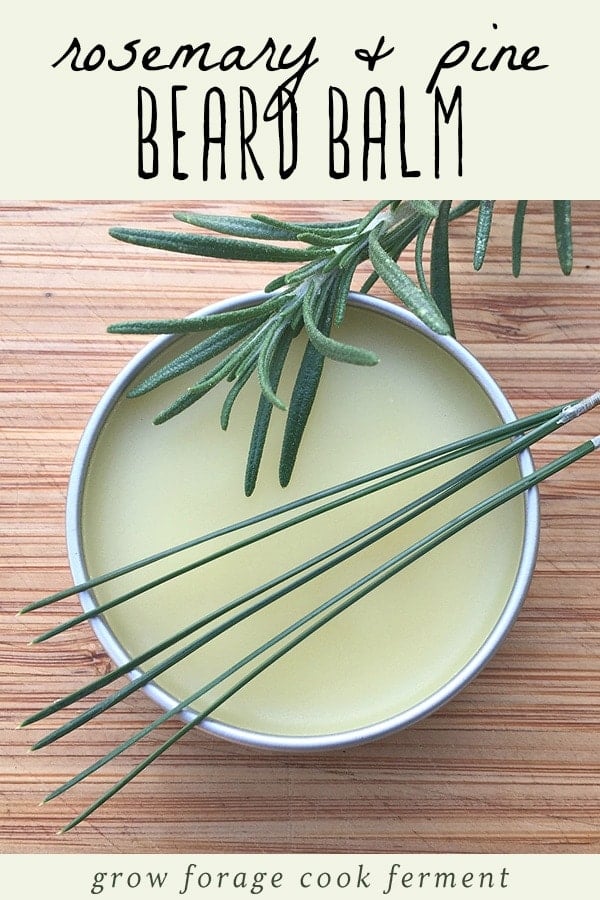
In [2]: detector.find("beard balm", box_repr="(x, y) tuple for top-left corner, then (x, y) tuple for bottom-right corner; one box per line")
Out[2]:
(73, 295), (536, 747)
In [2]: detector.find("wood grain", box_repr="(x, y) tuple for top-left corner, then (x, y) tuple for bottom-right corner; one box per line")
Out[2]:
(1, 200), (599, 853)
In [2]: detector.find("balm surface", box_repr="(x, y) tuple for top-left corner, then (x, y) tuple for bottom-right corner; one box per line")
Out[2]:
(81, 305), (525, 738)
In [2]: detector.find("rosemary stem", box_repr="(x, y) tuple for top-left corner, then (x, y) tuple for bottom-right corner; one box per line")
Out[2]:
(57, 432), (598, 833)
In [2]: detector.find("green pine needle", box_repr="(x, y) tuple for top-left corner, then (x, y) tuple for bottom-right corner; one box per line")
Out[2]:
(23, 394), (599, 831)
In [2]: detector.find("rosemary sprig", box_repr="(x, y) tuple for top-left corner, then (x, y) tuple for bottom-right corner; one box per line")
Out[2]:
(22, 394), (599, 832)
(108, 201), (574, 492)
(108, 200), (573, 494)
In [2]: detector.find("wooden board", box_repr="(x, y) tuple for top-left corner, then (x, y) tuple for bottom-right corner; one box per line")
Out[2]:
(1, 200), (599, 853)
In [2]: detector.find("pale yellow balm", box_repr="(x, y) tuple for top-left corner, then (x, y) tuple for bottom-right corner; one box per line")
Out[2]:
(82, 306), (524, 738)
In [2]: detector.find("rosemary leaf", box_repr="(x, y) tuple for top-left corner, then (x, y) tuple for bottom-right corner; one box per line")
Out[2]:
(333, 265), (356, 327)
(279, 301), (334, 487)
(380, 212), (423, 257)
(173, 211), (296, 241)
(220, 359), (256, 430)
(360, 213), (423, 294)
(153, 352), (242, 424)
(512, 200), (528, 277)
(245, 326), (295, 496)
(295, 218), (363, 231)
(473, 200), (495, 270)
(323, 233), (368, 274)
(302, 281), (379, 366)
(256, 323), (291, 411)
(108, 227), (326, 263)
(449, 200), (480, 220)
(415, 217), (434, 296)
(262, 273), (290, 293)
(252, 213), (361, 237)
(283, 257), (329, 286)
(295, 230), (356, 247)
(430, 200), (454, 335)
(357, 199), (394, 230)
(553, 200), (573, 275)
(108, 295), (283, 334)
(368, 229), (451, 335)
(409, 200), (439, 218)
(359, 269), (380, 294)
(127, 320), (260, 398)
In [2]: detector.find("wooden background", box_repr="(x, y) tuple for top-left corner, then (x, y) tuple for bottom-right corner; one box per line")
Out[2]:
(1, 200), (599, 853)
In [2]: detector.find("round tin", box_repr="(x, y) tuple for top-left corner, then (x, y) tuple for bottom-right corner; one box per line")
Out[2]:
(66, 292), (540, 750)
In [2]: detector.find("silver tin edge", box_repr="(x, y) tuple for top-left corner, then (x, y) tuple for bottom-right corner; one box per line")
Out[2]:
(66, 292), (540, 751)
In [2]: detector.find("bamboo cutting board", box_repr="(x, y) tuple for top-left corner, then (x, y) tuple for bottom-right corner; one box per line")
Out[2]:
(1, 200), (599, 853)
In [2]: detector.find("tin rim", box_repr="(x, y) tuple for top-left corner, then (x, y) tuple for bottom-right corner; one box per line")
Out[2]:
(66, 292), (540, 751)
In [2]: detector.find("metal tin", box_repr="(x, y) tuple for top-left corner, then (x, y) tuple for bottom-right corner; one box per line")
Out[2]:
(66, 292), (540, 750)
